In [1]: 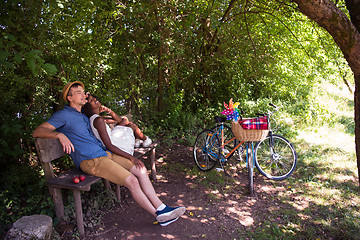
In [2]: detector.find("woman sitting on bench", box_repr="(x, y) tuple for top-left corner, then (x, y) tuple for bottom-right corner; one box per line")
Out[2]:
(82, 94), (151, 157)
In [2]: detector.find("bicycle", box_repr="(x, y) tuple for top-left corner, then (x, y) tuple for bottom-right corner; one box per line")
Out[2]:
(193, 103), (297, 183)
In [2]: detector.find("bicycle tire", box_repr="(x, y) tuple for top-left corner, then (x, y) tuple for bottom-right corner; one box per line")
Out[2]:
(254, 134), (297, 181)
(193, 129), (220, 171)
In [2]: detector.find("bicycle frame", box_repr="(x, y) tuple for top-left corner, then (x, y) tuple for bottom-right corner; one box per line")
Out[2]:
(213, 123), (245, 160)
(202, 133), (220, 160)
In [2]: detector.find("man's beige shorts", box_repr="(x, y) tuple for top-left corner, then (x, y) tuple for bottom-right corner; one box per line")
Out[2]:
(80, 151), (134, 186)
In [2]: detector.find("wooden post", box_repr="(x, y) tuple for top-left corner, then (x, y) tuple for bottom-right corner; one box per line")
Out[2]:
(116, 185), (121, 202)
(50, 187), (65, 221)
(104, 179), (111, 190)
(150, 148), (156, 181)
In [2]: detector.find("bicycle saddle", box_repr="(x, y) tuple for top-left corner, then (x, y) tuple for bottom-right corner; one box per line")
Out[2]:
(214, 116), (227, 123)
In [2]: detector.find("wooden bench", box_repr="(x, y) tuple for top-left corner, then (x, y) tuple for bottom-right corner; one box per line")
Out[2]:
(34, 138), (159, 236)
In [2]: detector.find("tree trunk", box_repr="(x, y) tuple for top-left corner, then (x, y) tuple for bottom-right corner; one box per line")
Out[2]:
(292, 0), (360, 185)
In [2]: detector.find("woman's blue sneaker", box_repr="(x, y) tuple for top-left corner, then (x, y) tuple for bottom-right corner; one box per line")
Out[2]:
(156, 206), (186, 222)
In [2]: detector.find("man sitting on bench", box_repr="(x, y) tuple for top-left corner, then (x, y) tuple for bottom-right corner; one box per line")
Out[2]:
(32, 81), (186, 227)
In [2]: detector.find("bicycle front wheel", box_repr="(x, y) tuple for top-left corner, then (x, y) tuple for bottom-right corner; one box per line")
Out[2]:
(193, 129), (220, 171)
(254, 134), (297, 181)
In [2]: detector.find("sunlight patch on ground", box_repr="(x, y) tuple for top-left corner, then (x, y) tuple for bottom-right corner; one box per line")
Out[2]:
(223, 205), (254, 227)
(215, 198), (258, 227)
(297, 126), (354, 154)
(297, 213), (311, 221)
(334, 174), (357, 182)
(161, 234), (176, 239)
(260, 185), (286, 193)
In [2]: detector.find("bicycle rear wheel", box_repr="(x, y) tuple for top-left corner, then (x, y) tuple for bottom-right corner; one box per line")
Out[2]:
(193, 129), (220, 171)
(254, 134), (297, 181)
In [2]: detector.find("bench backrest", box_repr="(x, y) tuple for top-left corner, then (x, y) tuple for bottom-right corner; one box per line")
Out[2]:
(34, 138), (66, 180)
(35, 138), (65, 163)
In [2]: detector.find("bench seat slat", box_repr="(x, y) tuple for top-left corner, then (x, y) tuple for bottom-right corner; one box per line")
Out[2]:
(47, 169), (101, 191)
(133, 142), (159, 158)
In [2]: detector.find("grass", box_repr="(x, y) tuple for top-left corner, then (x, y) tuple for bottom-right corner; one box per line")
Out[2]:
(264, 83), (359, 239)
(184, 83), (359, 239)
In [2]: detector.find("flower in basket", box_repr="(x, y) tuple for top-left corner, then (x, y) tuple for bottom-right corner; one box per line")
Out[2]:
(221, 98), (241, 121)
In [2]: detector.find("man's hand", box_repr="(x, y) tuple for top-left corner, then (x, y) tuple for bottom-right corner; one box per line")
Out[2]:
(58, 133), (75, 154)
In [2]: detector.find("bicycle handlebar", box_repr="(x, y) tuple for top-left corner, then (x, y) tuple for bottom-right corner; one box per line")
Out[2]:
(219, 103), (278, 121)
(269, 103), (277, 109)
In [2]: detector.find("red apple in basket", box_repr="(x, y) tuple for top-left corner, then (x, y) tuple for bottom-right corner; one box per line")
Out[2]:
(72, 176), (80, 184)
(79, 175), (86, 182)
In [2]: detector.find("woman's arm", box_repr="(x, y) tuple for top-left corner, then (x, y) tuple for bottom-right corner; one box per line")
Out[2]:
(99, 105), (130, 126)
(93, 117), (144, 168)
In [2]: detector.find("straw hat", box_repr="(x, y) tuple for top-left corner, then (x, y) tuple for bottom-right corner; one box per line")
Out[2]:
(62, 81), (85, 103)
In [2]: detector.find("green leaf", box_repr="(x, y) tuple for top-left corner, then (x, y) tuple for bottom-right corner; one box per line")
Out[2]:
(0, 60), (14, 69)
(27, 50), (42, 59)
(14, 53), (22, 63)
(0, 50), (10, 61)
(4, 34), (16, 42)
(26, 59), (36, 75)
(43, 63), (58, 75)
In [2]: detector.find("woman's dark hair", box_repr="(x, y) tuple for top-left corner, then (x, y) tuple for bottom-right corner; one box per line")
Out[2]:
(82, 94), (100, 118)
(82, 102), (93, 118)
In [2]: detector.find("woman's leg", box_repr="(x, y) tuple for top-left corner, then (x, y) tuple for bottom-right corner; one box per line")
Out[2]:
(130, 165), (163, 209)
(122, 174), (157, 217)
(80, 153), (158, 216)
(126, 122), (146, 140)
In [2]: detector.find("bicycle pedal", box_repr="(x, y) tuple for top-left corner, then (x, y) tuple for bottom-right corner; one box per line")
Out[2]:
(215, 167), (224, 172)
(222, 149), (230, 155)
(237, 156), (244, 162)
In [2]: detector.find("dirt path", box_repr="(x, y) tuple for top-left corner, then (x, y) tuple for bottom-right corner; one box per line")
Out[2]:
(59, 143), (289, 240)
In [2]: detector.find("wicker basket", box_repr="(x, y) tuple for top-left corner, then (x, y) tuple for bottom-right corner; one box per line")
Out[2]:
(231, 121), (269, 142)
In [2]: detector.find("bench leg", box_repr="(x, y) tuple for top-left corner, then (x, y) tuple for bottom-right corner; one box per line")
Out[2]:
(116, 185), (121, 202)
(49, 187), (65, 222)
(73, 189), (85, 236)
(104, 179), (111, 190)
(150, 148), (157, 181)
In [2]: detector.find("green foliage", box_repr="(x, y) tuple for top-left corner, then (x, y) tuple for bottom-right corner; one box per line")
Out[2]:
(0, 164), (54, 230)
(0, 0), (355, 237)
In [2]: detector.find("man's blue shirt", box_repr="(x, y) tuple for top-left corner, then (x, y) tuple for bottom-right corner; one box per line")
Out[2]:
(47, 105), (107, 168)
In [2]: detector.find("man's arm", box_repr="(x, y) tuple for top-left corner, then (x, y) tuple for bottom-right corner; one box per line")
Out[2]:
(33, 122), (75, 154)
(33, 122), (58, 138)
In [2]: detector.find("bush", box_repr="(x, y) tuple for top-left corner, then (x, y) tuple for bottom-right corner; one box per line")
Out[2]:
(0, 164), (54, 236)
